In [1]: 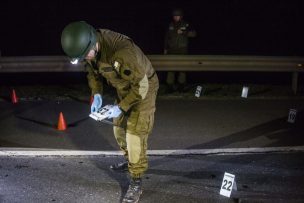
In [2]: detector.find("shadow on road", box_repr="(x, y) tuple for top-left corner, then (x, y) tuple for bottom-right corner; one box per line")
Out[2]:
(0, 100), (129, 201)
(188, 110), (304, 149)
(145, 110), (304, 200)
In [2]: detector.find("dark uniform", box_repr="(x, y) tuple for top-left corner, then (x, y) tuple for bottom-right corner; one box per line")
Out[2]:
(164, 19), (196, 88)
(165, 20), (191, 54)
(86, 29), (159, 179)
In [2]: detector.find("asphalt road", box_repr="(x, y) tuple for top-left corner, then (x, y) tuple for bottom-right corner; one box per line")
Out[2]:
(1, 153), (304, 203)
(0, 98), (304, 150)
(1, 98), (304, 202)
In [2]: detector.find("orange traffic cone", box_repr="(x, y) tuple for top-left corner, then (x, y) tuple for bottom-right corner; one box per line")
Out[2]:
(90, 96), (94, 105)
(11, 89), (18, 104)
(57, 112), (67, 131)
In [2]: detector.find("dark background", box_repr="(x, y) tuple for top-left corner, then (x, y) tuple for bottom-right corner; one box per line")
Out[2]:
(1, 0), (304, 56)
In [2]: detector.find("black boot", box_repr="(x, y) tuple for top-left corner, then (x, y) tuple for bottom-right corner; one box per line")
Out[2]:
(122, 178), (142, 203)
(110, 161), (128, 172)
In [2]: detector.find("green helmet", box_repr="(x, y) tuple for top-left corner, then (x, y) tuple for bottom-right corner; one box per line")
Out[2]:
(61, 21), (97, 64)
(172, 9), (183, 16)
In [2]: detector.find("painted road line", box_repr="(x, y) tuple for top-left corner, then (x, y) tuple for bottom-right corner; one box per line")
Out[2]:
(0, 146), (304, 157)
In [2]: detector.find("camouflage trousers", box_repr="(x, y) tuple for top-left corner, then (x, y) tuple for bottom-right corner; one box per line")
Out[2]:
(166, 71), (186, 85)
(165, 51), (188, 86)
(113, 74), (159, 178)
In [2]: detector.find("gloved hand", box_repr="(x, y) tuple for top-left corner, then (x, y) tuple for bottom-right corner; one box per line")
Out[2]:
(106, 105), (122, 118)
(91, 94), (102, 113)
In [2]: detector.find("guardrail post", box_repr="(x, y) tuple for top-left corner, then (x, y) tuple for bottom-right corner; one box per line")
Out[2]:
(292, 71), (298, 95)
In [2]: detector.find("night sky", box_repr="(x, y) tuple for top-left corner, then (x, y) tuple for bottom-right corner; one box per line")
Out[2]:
(1, 0), (303, 56)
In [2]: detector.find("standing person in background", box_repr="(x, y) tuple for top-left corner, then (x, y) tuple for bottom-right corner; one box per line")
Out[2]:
(164, 8), (196, 93)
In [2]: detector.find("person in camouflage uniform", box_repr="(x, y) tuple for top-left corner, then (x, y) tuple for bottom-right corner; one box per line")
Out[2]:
(61, 21), (159, 203)
(164, 9), (196, 92)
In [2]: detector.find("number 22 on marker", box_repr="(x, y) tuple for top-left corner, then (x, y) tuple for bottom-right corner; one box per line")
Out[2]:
(220, 172), (235, 197)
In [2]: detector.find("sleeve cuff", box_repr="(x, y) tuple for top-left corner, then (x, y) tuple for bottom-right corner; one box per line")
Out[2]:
(91, 89), (102, 96)
(118, 102), (128, 113)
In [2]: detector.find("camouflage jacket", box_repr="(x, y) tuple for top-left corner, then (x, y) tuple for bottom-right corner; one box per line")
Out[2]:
(86, 29), (155, 112)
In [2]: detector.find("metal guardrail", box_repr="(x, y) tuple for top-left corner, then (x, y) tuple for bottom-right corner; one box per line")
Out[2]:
(0, 55), (304, 93)
(1, 55), (304, 72)
(0, 56), (81, 72)
(149, 55), (304, 72)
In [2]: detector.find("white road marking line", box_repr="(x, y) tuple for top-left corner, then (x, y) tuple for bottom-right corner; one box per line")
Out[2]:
(0, 146), (304, 157)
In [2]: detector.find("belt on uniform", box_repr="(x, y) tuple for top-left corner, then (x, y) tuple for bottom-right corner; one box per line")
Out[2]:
(148, 71), (156, 80)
